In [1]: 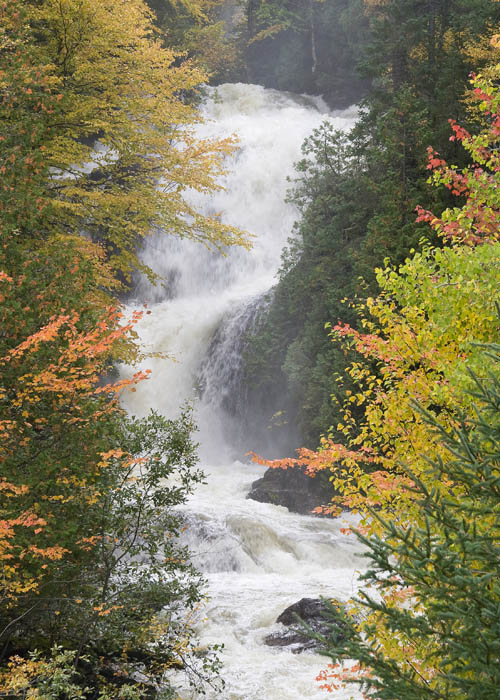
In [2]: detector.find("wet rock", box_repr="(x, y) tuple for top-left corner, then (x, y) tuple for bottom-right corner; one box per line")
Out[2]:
(265, 628), (320, 652)
(247, 467), (332, 515)
(264, 597), (347, 654)
(276, 597), (328, 626)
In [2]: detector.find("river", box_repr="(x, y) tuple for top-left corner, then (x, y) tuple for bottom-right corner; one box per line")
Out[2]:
(120, 83), (364, 700)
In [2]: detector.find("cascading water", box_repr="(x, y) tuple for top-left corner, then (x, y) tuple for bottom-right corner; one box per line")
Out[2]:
(197, 291), (270, 449)
(120, 83), (364, 699)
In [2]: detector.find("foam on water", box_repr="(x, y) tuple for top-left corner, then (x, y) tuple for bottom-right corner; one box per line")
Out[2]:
(121, 83), (363, 699)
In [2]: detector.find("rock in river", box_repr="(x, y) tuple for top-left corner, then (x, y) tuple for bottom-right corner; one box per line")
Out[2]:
(264, 597), (347, 654)
(247, 467), (332, 515)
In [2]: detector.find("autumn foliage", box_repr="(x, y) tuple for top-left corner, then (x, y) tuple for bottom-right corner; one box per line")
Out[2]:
(252, 73), (500, 696)
(0, 0), (228, 695)
(416, 79), (500, 245)
(254, 74), (500, 522)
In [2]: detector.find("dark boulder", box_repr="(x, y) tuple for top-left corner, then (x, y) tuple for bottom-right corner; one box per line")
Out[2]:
(276, 597), (328, 626)
(264, 597), (347, 654)
(247, 467), (333, 515)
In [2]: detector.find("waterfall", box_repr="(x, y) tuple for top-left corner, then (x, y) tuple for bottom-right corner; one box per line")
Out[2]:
(120, 83), (363, 699)
(197, 291), (270, 449)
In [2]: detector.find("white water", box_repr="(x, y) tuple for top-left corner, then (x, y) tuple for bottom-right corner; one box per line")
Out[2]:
(121, 83), (364, 699)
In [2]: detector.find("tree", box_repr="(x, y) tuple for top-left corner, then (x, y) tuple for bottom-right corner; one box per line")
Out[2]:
(22, 0), (248, 284)
(252, 240), (500, 517)
(242, 124), (375, 447)
(417, 69), (500, 245)
(144, 0), (242, 83)
(253, 74), (500, 512)
(242, 0), (370, 104)
(0, 244), (219, 695)
(318, 350), (500, 700)
(242, 1), (500, 447)
(0, 3), (223, 695)
(253, 73), (500, 700)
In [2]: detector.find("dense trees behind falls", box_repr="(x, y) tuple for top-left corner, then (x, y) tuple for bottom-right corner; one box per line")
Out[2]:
(1, 0), (500, 698)
(241, 0), (500, 449)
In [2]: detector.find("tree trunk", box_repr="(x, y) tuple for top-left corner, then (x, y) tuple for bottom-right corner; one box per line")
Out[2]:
(310, 0), (318, 76)
(245, 0), (258, 82)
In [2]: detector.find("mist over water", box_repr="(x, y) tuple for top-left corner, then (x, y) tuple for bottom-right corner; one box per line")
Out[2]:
(121, 83), (363, 699)
(124, 83), (357, 459)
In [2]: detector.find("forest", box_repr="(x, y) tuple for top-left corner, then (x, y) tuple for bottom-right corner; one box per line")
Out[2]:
(1, 0), (500, 698)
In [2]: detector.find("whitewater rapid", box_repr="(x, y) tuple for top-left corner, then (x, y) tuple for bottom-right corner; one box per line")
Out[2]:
(121, 83), (364, 699)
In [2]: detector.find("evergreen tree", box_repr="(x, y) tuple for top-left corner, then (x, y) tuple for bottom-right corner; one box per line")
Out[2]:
(242, 0), (370, 106)
(242, 0), (500, 447)
(320, 347), (500, 700)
